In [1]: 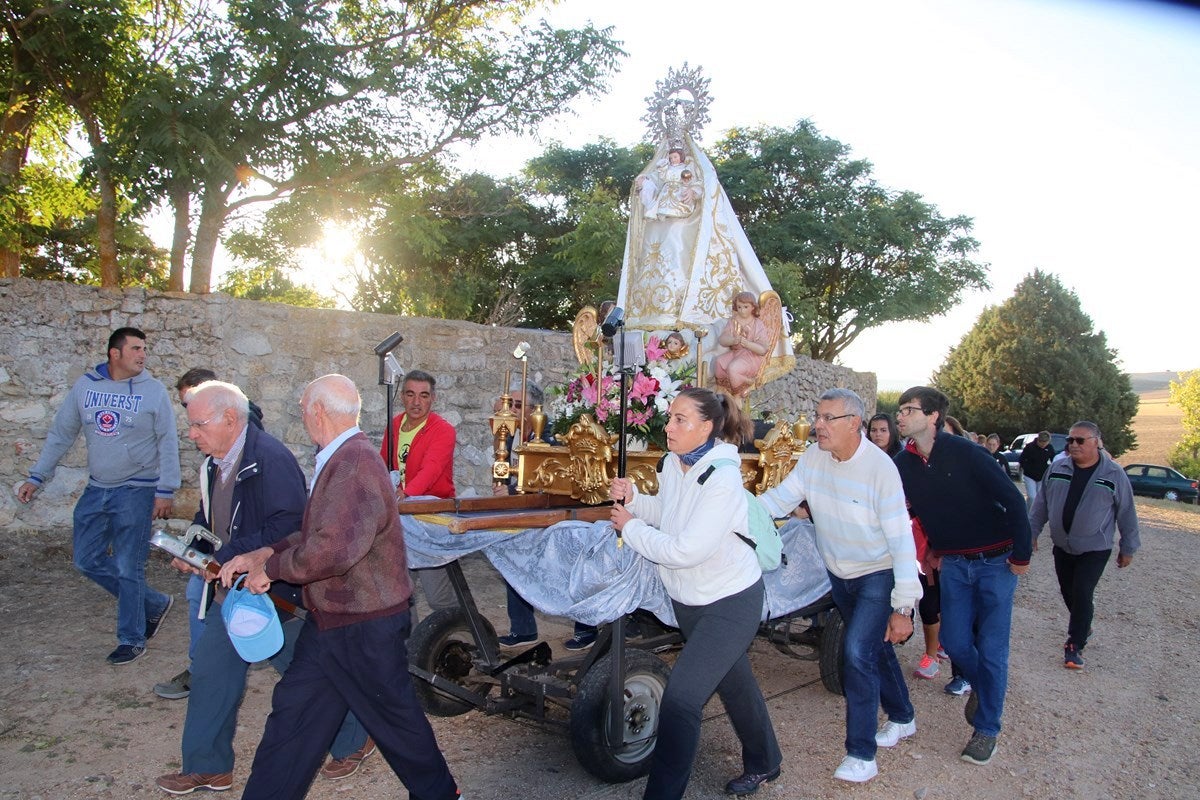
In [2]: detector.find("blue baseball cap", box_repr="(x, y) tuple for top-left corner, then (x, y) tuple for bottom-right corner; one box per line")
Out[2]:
(222, 576), (284, 663)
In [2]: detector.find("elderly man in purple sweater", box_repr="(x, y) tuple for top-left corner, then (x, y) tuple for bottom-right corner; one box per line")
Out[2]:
(221, 374), (460, 800)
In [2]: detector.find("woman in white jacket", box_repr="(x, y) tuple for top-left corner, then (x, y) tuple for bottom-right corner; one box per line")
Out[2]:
(610, 388), (782, 799)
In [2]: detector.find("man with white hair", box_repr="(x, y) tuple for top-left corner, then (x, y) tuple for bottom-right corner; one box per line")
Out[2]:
(221, 375), (460, 800)
(757, 388), (920, 785)
(155, 380), (369, 795)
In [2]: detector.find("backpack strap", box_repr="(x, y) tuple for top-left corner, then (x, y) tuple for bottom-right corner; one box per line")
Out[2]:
(698, 457), (741, 486)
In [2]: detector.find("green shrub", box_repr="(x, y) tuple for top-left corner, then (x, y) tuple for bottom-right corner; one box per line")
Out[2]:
(875, 390), (899, 417)
(1168, 443), (1200, 480)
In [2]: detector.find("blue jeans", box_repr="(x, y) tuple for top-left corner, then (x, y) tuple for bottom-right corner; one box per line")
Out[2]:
(828, 568), (914, 761)
(506, 581), (538, 636)
(1022, 475), (1040, 504)
(938, 552), (1018, 737)
(505, 582), (593, 638)
(72, 485), (169, 647)
(182, 601), (367, 774)
(186, 574), (206, 662)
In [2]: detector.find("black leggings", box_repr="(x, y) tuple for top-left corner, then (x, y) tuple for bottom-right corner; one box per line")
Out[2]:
(917, 569), (940, 625)
(917, 569), (964, 679)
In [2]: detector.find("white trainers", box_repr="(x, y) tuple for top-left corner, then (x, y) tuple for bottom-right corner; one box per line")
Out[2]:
(833, 755), (878, 783)
(875, 718), (917, 747)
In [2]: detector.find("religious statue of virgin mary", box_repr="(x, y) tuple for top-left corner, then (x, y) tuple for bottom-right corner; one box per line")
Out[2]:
(617, 64), (795, 391)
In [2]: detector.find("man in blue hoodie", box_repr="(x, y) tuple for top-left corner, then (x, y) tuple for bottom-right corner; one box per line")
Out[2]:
(18, 327), (181, 665)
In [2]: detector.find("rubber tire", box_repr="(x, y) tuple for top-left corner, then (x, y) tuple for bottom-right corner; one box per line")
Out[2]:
(1164, 489), (1180, 502)
(569, 649), (671, 783)
(818, 606), (846, 696)
(408, 607), (497, 717)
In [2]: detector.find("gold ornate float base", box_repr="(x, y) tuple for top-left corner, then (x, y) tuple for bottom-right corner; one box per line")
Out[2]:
(514, 414), (808, 504)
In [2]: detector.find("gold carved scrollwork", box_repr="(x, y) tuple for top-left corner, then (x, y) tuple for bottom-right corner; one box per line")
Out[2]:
(625, 461), (660, 497)
(523, 415), (616, 505)
(515, 416), (808, 502)
(753, 419), (809, 494)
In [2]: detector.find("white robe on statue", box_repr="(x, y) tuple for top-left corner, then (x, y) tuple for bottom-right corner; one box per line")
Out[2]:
(618, 134), (794, 383)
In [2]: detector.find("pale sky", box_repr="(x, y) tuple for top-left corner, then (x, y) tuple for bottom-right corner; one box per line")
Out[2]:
(279, 0), (1200, 389)
(456, 0), (1200, 389)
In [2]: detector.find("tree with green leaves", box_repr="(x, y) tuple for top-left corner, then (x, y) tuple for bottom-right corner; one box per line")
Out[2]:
(2, 0), (176, 286)
(19, 211), (168, 288)
(430, 125), (983, 346)
(934, 270), (1138, 455)
(714, 121), (988, 361)
(517, 140), (651, 327)
(119, 0), (621, 294)
(1168, 370), (1200, 477)
(216, 264), (332, 309)
(353, 171), (554, 325)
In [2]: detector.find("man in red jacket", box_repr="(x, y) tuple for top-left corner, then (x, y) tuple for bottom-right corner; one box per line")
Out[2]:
(221, 374), (461, 800)
(381, 370), (458, 612)
(382, 370), (456, 499)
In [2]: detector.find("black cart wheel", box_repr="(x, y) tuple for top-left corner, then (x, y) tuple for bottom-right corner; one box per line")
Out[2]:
(408, 607), (497, 717)
(569, 649), (671, 783)
(818, 606), (846, 696)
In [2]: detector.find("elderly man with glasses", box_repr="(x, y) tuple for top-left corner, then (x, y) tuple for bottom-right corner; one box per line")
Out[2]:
(893, 387), (1031, 769)
(1028, 421), (1139, 670)
(758, 388), (920, 784)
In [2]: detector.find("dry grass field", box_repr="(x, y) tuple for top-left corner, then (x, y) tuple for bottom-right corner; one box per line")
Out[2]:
(1115, 388), (1184, 468)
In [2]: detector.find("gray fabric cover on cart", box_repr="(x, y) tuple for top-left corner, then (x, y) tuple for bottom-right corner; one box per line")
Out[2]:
(402, 515), (831, 628)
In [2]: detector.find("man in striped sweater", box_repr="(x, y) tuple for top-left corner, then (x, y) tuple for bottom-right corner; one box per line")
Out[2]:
(759, 388), (921, 785)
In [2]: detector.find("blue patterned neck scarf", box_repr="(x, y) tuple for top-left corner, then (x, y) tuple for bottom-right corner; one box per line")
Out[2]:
(679, 437), (717, 467)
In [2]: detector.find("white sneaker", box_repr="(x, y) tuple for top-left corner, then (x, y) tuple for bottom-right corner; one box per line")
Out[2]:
(875, 718), (917, 747)
(833, 755), (878, 783)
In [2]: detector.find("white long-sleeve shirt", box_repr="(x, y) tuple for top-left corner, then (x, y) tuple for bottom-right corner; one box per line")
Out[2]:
(759, 434), (921, 609)
(622, 441), (761, 606)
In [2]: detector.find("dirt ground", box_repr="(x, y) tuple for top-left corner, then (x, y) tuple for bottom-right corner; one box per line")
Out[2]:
(1, 500), (1198, 800)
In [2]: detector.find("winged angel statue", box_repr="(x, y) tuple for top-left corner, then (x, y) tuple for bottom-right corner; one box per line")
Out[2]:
(615, 65), (794, 393)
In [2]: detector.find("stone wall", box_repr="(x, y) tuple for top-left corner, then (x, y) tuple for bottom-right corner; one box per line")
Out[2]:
(0, 278), (873, 531)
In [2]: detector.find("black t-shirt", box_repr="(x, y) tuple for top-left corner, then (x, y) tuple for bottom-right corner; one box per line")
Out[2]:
(1063, 461), (1099, 534)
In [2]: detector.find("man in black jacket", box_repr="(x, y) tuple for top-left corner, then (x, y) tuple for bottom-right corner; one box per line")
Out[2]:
(154, 368), (264, 700)
(1018, 431), (1055, 503)
(894, 387), (1031, 769)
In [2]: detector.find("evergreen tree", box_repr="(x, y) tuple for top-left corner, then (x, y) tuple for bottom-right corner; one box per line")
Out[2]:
(934, 270), (1138, 455)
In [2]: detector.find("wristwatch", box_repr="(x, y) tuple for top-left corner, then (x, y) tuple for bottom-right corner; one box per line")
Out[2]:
(893, 606), (914, 617)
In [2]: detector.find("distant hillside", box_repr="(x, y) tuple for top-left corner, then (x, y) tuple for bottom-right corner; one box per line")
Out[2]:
(1115, 383), (1185, 468)
(1128, 370), (1196, 394)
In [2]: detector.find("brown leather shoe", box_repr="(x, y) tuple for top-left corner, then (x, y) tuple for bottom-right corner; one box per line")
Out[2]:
(155, 772), (233, 794)
(319, 737), (377, 780)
